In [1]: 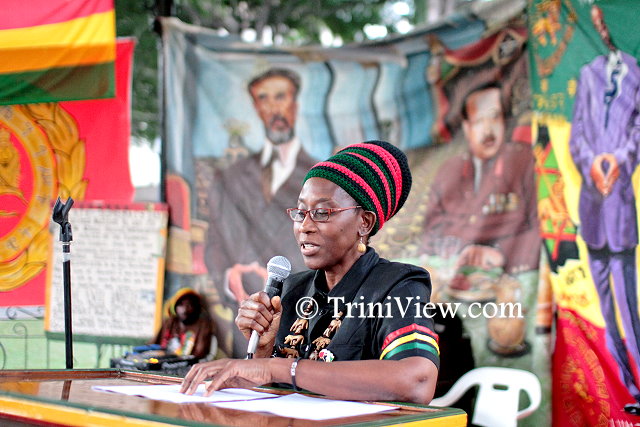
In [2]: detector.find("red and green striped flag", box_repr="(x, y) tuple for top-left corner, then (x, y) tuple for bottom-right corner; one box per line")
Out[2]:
(0, 0), (116, 105)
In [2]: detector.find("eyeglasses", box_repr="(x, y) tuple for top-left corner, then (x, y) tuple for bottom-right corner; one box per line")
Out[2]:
(286, 206), (361, 222)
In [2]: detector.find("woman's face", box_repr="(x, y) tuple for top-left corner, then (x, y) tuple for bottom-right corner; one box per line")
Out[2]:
(293, 177), (364, 274)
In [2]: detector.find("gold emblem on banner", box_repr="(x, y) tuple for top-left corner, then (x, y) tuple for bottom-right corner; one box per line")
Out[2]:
(530, 0), (577, 77)
(0, 104), (87, 291)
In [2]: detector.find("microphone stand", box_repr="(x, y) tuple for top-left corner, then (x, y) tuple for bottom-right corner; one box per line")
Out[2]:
(52, 197), (74, 369)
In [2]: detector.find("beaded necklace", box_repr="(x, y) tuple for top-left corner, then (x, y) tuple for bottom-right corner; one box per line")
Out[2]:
(278, 297), (345, 362)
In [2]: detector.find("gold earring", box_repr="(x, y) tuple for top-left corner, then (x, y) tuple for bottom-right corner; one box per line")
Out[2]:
(357, 236), (366, 253)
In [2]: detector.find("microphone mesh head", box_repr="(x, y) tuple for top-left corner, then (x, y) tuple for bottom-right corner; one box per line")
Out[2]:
(267, 256), (291, 280)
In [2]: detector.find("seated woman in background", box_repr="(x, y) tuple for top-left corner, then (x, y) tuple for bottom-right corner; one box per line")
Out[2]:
(153, 288), (214, 360)
(181, 140), (439, 404)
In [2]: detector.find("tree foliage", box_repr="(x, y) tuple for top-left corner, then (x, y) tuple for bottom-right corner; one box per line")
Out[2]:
(174, 0), (392, 44)
(115, 0), (161, 143)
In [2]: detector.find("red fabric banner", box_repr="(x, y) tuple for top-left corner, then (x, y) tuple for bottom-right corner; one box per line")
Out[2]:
(60, 39), (135, 202)
(0, 38), (134, 307)
(553, 308), (640, 426)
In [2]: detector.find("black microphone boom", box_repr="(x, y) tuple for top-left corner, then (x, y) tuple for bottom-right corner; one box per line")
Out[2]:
(246, 256), (291, 359)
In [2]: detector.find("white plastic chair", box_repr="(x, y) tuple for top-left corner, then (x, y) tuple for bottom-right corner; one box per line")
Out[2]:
(430, 367), (541, 427)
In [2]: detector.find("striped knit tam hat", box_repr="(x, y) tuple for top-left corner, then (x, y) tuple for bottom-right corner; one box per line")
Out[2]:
(303, 140), (412, 235)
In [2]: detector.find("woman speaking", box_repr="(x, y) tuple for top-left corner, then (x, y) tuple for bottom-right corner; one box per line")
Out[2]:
(181, 140), (439, 404)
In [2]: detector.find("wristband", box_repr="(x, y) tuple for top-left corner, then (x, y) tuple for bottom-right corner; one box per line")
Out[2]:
(290, 357), (302, 391)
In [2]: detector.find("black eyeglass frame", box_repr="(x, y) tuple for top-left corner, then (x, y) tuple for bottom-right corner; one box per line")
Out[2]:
(286, 206), (362, 222)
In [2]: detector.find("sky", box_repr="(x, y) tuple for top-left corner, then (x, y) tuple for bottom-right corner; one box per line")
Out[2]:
(129, 143), (160, 187)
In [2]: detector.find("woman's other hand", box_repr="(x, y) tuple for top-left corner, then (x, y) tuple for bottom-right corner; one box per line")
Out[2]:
(180, 358), (288, 396)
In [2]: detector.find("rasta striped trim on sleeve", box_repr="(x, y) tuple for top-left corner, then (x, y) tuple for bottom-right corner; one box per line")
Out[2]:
(380, 323), (440, 361)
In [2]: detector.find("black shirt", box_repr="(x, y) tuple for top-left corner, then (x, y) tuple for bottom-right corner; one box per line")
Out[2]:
(274, 248), (440, 369)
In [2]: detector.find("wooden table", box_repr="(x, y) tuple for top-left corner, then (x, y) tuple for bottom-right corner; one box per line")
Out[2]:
(0, 369), (467, 426)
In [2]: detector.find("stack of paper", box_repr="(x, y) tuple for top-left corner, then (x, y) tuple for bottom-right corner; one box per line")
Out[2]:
(92, 385), (398, 420)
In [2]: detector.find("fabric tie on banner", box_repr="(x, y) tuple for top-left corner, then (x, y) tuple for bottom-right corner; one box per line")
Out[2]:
(604, 57), (622, 128)
(261, 152), (276, 203)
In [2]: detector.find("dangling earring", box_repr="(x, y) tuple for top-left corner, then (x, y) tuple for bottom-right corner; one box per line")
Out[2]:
(357, 236), (367, 253)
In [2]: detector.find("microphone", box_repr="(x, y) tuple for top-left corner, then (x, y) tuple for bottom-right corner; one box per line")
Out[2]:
(246, 256), (291, 359)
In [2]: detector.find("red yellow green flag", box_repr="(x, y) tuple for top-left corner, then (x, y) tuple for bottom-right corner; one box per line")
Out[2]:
(0, 0), (115, 104)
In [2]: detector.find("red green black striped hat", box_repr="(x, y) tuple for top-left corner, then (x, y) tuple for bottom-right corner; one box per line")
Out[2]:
(303, 140), (412, 235)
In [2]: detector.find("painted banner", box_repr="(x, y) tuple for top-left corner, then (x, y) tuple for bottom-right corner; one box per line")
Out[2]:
(529, 0), (640, 424)
(0, 0), (115, 105)
(0, 38), (135, 308)
(163, 5), (549, 424)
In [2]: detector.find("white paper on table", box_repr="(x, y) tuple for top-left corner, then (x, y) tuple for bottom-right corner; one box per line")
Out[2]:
(91, 384), (279, 404)
(210, 393), (399, 421)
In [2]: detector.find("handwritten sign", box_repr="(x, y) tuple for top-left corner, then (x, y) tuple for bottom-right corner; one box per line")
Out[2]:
(45, 203), (168, 340)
